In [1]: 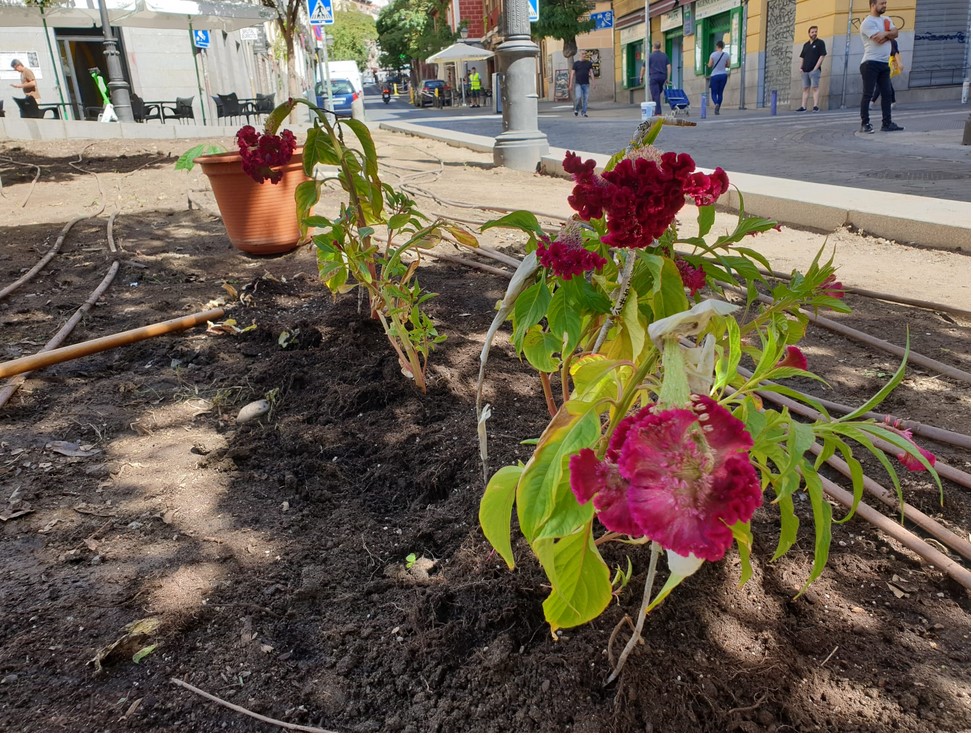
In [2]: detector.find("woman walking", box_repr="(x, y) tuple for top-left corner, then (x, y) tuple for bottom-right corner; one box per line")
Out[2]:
(707, 41), (730, 115)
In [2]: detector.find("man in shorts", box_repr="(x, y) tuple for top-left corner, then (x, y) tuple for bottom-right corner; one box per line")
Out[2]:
(796, 26), (826, 111)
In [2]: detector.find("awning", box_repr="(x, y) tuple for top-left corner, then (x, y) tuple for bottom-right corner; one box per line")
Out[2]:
(0, 0), (274, 30)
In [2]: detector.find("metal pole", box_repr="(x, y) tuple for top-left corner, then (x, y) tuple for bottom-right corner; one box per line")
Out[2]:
(493, 0), (549, 170)
(39, 5), (69, 117)
(319, 34), (333, 111)
(840, 0), (854, 109)
(97, 0), (133, 122)
(189, 20), (208, 124)
(643, 0), (651, 104)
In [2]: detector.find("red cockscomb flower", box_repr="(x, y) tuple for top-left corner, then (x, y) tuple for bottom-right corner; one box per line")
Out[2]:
(821, 274), (845, 300)
(776, 345), (808, 371)
(236, 125), (297, 184)
(676, 259), (706, 296)
(536, 222), (607, 279)
(569, 396), (762, 562)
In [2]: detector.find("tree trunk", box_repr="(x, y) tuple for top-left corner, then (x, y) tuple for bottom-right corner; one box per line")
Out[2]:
(286, 34), (301, 124)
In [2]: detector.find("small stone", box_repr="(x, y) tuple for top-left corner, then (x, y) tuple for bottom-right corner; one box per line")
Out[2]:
(236, 400), (271, 424)
(127, 521), (143, 530)
(1, 674), (18, 684)
(89, 555), (102, 566)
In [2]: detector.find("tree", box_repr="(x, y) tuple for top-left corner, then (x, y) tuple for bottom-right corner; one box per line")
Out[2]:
(261, 0), (309, 115)
(376, 0), (453, 81)
(532, 0), (595, 57)
(330, 10), (377, 70)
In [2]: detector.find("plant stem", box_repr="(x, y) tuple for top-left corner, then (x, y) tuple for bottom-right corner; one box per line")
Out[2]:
(606, 541), (661, 685)
(593, 249), (636, 354)
(539, 372), (558, 417)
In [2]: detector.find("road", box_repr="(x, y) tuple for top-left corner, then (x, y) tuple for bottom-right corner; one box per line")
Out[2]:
(363, 86), (971, 203)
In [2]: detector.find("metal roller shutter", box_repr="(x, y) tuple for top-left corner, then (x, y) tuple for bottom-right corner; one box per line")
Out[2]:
(910, 0), (969, 87)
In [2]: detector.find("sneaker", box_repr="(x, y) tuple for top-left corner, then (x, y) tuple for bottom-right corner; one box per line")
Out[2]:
(795, 106), (807, 112)
(812, 106), (819, 112)
(582, 113), (588, 117)
(574, 111), (578, 117)
(881, 122), (904, 132)
(860, 123), (874, 134)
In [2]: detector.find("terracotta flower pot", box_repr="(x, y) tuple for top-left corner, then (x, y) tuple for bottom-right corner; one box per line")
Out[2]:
(194, 147), (309, 256)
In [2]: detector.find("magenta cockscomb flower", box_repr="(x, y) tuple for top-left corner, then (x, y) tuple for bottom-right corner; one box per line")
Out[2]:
(536, 222), (607, 279)
(776, 345), (808, 370)
(236, 125), (298, 184)
(675, 259), (706, 296)
(881, 417), (936, 472)
(569, 395), (762, 562)
(562, 150), (729, 250)
(821, 274), (845, 300)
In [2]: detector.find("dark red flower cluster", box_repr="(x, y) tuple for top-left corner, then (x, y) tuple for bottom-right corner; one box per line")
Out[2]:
(562, 150), (729, 250)
(236, 125), (298, 184)
(536, 224), (607, 280)
(675, 259), (706, 295)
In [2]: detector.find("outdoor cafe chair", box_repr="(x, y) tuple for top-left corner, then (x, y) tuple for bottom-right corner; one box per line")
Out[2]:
(14, 96), (60, 119)
(146, 96), (194, 124)
(251, 92), (274, 123)
(216, 93), (250, 125)
(129, 93), (146, 123)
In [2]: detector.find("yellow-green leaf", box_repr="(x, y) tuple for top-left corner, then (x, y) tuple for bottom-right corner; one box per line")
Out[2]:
(479, 464), (524, 569)
(535, 524), (612, 631)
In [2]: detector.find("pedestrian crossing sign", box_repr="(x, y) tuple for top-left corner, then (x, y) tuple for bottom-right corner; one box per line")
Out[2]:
(308, 0), (334, 25)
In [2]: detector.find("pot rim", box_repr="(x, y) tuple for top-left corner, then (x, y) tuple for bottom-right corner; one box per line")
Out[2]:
(193, 145), (304, 167)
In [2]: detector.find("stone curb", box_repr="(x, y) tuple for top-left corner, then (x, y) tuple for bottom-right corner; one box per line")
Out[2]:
(380, 120), (971, 254)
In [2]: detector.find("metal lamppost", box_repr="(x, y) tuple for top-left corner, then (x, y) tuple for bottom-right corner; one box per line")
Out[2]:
(493, 0), (549, 171)
(97, 0), (133, 121)
(643, 0), (651, 104)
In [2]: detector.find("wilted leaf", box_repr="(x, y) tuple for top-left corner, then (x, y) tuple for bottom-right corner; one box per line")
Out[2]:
(132, 644), (158, 664)
(46, 441), (101, 458)
(90, 617), (161, 673)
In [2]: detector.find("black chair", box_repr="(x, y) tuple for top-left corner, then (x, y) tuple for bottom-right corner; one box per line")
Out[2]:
(252, 92), (274, 122)
(147, 95), (194, 124)
(14, 96), (59, 119)
(216, 93), (249, 124)
(0, 100), (4, 118)
(129, 93), (146, 122)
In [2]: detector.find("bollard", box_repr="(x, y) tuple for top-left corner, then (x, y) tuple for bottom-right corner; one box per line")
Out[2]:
(770, 90), (778, 116)
(700, 93), (707, 119)
(393, 83), (399, 95)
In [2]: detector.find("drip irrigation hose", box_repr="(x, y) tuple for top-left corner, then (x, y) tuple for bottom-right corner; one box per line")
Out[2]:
(0, 215), (92, 301)
(0, 308), (225, 384)
(818, 476), (970, 590)
(808, 443), (971, 560)
(425, 250), (511, 277)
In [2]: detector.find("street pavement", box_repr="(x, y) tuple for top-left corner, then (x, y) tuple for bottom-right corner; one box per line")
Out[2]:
(364, 87), (971, 203)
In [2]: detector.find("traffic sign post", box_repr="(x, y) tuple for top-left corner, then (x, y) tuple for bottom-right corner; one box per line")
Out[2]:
(308, 0), (334, 25)
(591, 11), (613, 30)
(192, 29), (210, 49)
(527, 0), (538, 23)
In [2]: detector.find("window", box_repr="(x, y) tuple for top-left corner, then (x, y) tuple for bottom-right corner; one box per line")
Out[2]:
(625, 40), (644, 88)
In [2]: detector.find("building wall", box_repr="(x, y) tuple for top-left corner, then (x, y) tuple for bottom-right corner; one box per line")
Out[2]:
(539, 1), (615, 103)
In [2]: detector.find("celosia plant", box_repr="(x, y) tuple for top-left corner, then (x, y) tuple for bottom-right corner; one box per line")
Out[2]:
(477, 120), (938, 678)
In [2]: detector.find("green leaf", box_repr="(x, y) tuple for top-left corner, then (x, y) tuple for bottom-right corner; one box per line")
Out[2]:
(548, 286), (582, 351)
(295, 180), (320, 237)
(523, 327), (562, 373)
(602, 292), (645, 362)
(839, 336), (910, 422)
(651, 257), (689, 320)
(729, 521), (754, 586)
(516, 404), (601, 542)
(132, 644), (158, 664)
(343, 118), (379, 178)
(772, 491), (800, 561)
(304, 125), (341, 166)
(570, 354), (630, 403)
(697, 204), (716, 239)
(535, 524), (612, 632)
(387, 212), (411, 230)
(512, 280), (551, 345)
(175, 143), (223, 171)
(561, 275), (612, 314)
(481, 210), (542, 235)
(479, 464), (524, 569)
(798, 465), (832, 594)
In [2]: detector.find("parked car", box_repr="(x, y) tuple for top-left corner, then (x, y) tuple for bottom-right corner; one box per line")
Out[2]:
(314, 78), (361, 116)
(417, 79), (453, 108)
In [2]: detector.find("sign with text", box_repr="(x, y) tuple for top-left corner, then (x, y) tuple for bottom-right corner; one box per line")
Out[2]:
(192, 30), (210, 49)
(591, 11), (614, 30)
(661, 8), (682, 32)
(694, 0), (740, 21)
(308, 0), (334, 25)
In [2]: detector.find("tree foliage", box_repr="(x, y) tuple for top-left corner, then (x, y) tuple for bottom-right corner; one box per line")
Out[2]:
(532, 0), (595, 52)
(330, 10), (378, 69)
(376, 0), (453, 75)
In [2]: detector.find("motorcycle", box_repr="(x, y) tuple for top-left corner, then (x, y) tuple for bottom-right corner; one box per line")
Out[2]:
(382, 85), (391, 104)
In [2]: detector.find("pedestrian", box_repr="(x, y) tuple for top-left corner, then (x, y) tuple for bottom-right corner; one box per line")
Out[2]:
(469, 66), (482, 108)
(9, 58), (39, 101)
(641, 41), (670, 116)
(570, 53), (594, 117)
(706, 41), (729, 115)
(859, 0), (903, 133)
(796, 25), (826, 111)
(871, 38), (901, 108)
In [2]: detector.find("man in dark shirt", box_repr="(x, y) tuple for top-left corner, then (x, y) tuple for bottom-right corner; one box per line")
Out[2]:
(569, 54), (594, 117)
(797, 25), (826, 111)
(640, 41), (670, 116)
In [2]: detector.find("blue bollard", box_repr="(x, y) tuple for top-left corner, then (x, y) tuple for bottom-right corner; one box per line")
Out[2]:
(770, 90), (778, 116)
(700, 93), (707, 119)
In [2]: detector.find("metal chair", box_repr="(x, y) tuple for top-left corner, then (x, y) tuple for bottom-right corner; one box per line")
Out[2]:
(148, 96), (195, 124)
(216, 93), (249, 125)
(129, 93), (146, 122)
(14, 96), (59, 119)
(252, 92), (274, 123)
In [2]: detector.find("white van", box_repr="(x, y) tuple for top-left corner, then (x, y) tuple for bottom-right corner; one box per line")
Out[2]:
(327, 61), (363, 95)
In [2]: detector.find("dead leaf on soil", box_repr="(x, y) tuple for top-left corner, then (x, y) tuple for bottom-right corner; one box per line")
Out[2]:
(45, 440), (101, 458)
(161, 509), (178, 525)
(73, 503), (117, 518)
(0, 506), (34, 522)
(89, 617), (161, 674)
(121, 697), (143, 719)
(38, 518), (61, 533)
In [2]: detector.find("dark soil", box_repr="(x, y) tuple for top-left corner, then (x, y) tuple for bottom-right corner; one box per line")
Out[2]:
(0, 143), (969, 733)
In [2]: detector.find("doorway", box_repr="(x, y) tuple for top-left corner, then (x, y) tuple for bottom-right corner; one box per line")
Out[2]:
(55, 27), (132, 120)
(665, 33), (683, 89)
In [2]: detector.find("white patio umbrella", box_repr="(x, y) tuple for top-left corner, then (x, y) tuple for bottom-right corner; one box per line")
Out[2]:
(425, 42), (494, 107)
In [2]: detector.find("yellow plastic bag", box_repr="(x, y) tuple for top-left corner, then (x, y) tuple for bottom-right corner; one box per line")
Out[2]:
(889, 54), (902, 78)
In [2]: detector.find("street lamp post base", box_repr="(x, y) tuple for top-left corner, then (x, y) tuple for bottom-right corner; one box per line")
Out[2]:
(493, 130), (549, 171)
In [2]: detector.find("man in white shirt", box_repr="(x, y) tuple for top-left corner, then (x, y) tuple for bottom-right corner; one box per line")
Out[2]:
(859, 0), (903, 133)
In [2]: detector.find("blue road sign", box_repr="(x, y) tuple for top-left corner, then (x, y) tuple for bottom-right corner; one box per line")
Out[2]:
(308, 0), (334, 25)
(192, 29), (210, 49)
(591, 11), (614, 30)
(527, 0), (538, 23)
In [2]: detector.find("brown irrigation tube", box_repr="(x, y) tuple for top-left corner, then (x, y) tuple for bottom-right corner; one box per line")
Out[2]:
(0, 215), (91, 301)
(0, 308), (225, 382)
(727, 286), (971, 384)
(809, 443), (971, 560)
(819, 476), (971, 590)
